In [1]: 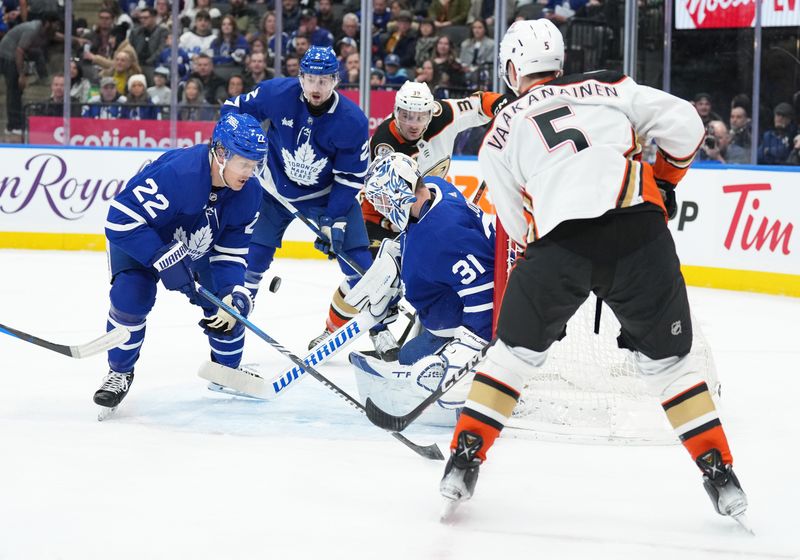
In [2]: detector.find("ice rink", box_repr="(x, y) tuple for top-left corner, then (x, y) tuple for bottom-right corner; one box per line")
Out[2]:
(0, 250), (798, 560)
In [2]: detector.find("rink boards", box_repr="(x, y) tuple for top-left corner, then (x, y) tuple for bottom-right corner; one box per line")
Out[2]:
(0, 145), (797, 296)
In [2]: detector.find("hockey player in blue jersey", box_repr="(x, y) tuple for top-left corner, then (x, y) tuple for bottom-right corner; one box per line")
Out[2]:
(94, 113), (268, 416)
(345, 152), (495, 425)
(219, 46), (399, 359)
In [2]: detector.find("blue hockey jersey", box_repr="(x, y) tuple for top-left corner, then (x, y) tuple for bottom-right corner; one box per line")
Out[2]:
(105, 144), (261, 295)
(220, 77), (369, 218)
(401, 176), (495, 341)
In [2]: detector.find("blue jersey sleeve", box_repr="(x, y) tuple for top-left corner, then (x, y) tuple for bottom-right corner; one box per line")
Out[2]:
(208, 180), (261, 295)
(105, 162), (187, 267)
(326, 106), (369, 219)
(220, 78), (277, 122)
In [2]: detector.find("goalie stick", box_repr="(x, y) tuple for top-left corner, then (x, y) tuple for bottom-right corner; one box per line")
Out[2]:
(364, 342), (492, 432)
(0, 322), (129, 359)
(197, 286), (444, 461)
(199, 311), (378, 400)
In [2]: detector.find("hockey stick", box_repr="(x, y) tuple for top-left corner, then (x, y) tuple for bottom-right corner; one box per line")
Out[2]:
(0, 322), (129, 359)
(197, 286), (444, 461)
(364, 342), (492, 432)
(199, 311), (378, 400)
(256, 177), (367, 276)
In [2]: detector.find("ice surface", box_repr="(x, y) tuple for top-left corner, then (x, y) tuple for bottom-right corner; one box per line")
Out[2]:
(0, 250), (798, 560)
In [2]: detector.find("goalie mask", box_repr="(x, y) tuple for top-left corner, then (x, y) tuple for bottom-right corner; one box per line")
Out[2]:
(499, 19), (564, 95)
(364, 153), (420, 231)
(393, 81), (435, 141)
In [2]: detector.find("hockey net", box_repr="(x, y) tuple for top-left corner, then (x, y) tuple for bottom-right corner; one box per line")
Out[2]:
(493, 220), (721, 445)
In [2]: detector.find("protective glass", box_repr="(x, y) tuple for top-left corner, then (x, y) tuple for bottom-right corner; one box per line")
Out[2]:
(226, 153), (264, 176)
(396, 108), (432, 127)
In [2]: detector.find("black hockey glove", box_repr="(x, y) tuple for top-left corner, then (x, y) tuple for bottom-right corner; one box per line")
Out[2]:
(656, 179), (678, 220)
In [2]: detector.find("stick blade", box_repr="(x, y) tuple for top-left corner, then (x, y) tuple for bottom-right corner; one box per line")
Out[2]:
(390, 432), (444, 461)
(72, 326), (130, 358)
(365, 397), (416, 432)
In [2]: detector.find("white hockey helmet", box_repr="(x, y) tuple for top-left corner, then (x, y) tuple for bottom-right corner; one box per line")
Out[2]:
(499, 19), (564, 95)
(364, 152), (421, 231)
(393, 81), (435, 139)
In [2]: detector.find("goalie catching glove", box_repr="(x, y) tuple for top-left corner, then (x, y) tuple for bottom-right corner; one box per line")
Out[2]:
(344, 238), (402, 323)
(199, 285), (254, 335)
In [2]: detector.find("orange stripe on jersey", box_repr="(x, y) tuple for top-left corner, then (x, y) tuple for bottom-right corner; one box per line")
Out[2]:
(360, 197), (383, 225)
(682, 424), (733, 464)
(388, 120), (405, 144)
(479, 91), (503, 117)
(640, 162), (668, 218)
(653, 150), (694, 185)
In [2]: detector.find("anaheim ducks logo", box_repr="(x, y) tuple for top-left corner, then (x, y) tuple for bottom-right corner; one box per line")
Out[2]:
(432, 101), (443, 117)
(374, 143), (394, 158)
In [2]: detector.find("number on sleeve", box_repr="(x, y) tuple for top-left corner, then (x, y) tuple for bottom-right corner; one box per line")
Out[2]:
(530, 106), (590, 153)
(132, 178), (169, 219)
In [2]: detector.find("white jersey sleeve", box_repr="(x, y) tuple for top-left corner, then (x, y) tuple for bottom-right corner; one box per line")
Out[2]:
(479, 71), (704, 247)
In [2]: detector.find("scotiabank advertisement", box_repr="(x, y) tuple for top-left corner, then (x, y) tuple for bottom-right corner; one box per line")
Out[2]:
(26, 91), (395, 147)
(676, 0), (800, 29)
(0, 147), (797, 293)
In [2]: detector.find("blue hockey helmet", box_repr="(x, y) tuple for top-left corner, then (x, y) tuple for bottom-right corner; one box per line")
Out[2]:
(300, 46), (339, 76)
(364, 153), (420, 231)
(212, 113), (267, 162)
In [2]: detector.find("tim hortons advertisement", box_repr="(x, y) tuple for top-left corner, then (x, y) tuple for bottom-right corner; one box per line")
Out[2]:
(676, 0), (800, 29)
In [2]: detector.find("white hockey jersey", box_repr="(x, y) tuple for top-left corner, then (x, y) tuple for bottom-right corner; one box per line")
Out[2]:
(479, 71), (704, 247)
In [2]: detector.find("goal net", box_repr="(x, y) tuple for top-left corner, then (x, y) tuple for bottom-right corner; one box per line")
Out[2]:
(493, 220), (721, 445)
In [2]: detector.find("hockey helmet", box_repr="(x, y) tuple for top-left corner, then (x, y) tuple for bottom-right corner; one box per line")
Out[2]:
(212, 113), (267, 162)
(394, 81), (435, 140)
(364, 153), (420, 231)
(499, 19), (564, 95)
(300, 46), (339, 76)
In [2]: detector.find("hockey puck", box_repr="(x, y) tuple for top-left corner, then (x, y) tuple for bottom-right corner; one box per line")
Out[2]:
(268, 276), (282, 293)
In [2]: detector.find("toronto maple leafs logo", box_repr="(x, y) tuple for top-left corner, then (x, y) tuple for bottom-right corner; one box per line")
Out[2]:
(281, 127), (328, 186)
(173, 225), (213, 260)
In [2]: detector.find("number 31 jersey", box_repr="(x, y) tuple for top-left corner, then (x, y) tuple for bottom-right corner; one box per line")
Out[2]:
(479, 71), (705, 248)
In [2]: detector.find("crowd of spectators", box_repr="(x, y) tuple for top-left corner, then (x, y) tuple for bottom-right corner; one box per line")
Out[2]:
(1, 0), (799, 165)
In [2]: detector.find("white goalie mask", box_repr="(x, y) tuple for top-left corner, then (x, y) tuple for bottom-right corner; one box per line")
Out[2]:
(499, 19), (564, 95)
(393, 81), (435, 141)
(364, 153), (420, 231)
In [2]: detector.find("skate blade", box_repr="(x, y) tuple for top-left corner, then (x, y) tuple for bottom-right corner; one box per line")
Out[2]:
(206, 382), (265, 400)
(439, 497), (461, 523)
(97, 406), (117, 422)
(731, 512), (755, 535)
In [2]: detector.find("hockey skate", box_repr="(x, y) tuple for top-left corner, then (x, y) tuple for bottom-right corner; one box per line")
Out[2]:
(94, 370), (134, 421)
(368, 329), (400, 362)
(697, 449), (752, 534)
(308, 328), (331, 350)
(439, 431), (483, 522)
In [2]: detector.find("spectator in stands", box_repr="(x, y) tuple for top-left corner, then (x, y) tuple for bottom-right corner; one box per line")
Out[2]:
(458, 18), (493, 87)
(414, 17), (436, 68)
(211, 14), (249, 68)
(156, 31), (190, 79)
(415, 58), (436, 93)
(281, 0), (302, 34)
(294, 8), (334, 48)
(178, 76), (216, 120)
(336, 36), (357, 62)
(693, 92), (722, 127)
(729, 105), (751, 153)
(147, 65), (170, 104)
(227, 0), (258, 38)
(99, 0), (132, 42)
(380, 10), (416, 68)
(0, 13), (58, 134)
(85, 8), (116, 60)
(316, 0), (339, 37)
(370, 67), (387, 89)
(383, 53), (408, 85)
(179, 9), (215, 60)
(101, 47), (142, 95)
(179, 0), (211, 29)
(284, 53), (300, 77)
(429, 0), (471, 29)
(69, 58), (91, 103)
(185, 53), (226, 104)
(431, 35), (465, 88)
(243, 50), (272, 89)
(340, 51), (359, 85)
(696, 120), (748, 164)
(123, 73), (157, 120)
(250, 36), (267, 58)
(371, 0), (392, 33)
(153, 0), (170, 27)
(291, 32), (310, 58)
(82, 75), (127, 119)
(336, 13), (359, 47)
(226, 73), (244, 99)
(759, 102), (798, 165)
(255, 11), (288, 56)
(129, 7), (167, 66)
(786, 134), (800, 165)
(40, 73), (78, 116)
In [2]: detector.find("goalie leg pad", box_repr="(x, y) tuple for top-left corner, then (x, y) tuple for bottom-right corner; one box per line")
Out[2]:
(107, 270), (156, 372)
